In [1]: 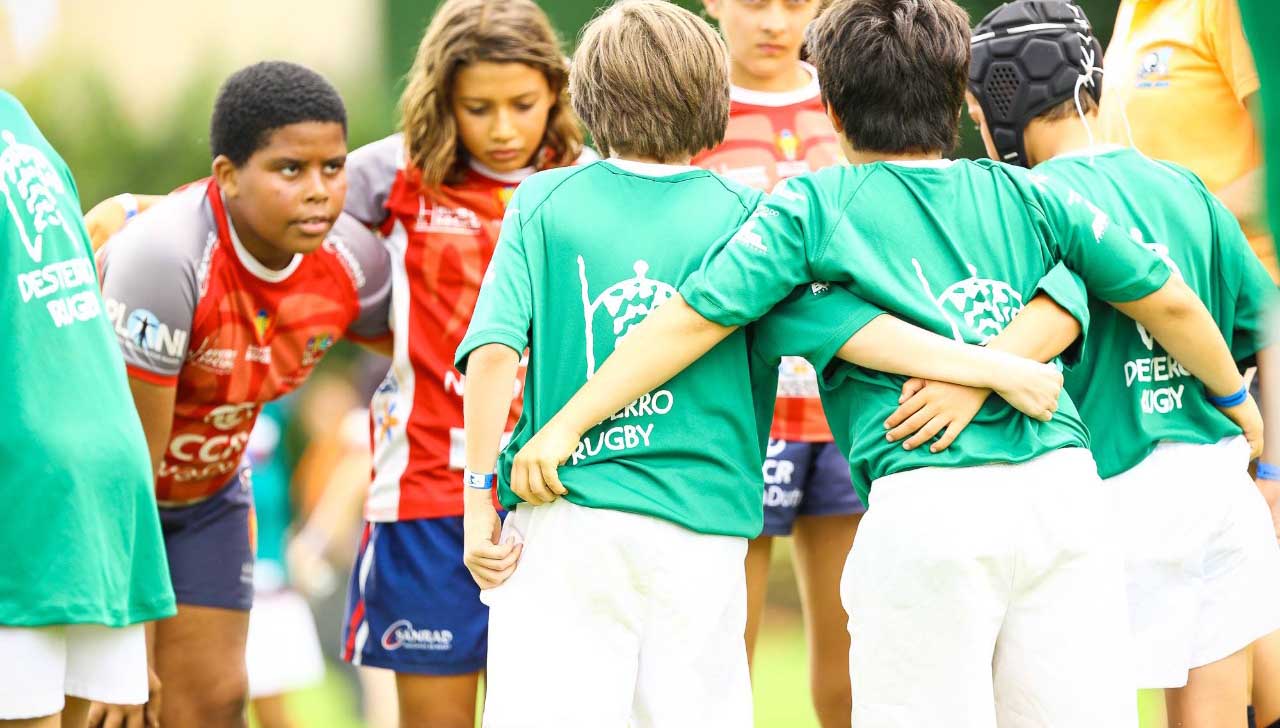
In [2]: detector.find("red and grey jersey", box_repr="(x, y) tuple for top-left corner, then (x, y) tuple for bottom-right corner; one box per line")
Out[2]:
(97, 179), (392, 505)
(692, 63), (842, 443)
(346, 134), (532, 521)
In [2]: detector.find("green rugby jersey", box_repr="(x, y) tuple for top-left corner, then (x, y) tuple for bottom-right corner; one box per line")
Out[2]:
(1038, 146), (1276, 479)
(0, 91), (174, 626)
(457, 160), (878, 538)
(680, 158), (1172, 501)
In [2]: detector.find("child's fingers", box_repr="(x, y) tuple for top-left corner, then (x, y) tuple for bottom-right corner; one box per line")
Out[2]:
(884, 390), (929, 430)
(930, 418), (968, 452)
(899, 378), (925, 404)
(541, 459), (567, 496)
(886, 403), (937, 442)
(525, 461), (556, 504)
(466, 541), (516, 566)
(902, 415), (947, 450)
(510, 458), (530, 501)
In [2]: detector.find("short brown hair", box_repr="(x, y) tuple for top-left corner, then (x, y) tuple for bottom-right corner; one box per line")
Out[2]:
(571, 0), (730, 162)
(399, 0), (583, 188)
(807, 0), (971, 155)
(1036, 92), (1099, 124)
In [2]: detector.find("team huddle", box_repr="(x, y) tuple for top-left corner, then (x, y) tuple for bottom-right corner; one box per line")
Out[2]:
(4, 0), (1279, 727)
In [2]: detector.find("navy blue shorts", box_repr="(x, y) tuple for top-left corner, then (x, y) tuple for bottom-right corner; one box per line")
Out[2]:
(159, 469), (256, 611)
(761, 440), (865, 537)
(341, 516), (494, 675)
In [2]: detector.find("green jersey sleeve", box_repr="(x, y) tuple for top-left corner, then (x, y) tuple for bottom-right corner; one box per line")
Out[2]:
(752, 283), (887, 376)
(679, 175), (827, 326)
(1031, 262), (1090, 368)
(454, 189), (533, 372)
(1019, 170), (1172, 302)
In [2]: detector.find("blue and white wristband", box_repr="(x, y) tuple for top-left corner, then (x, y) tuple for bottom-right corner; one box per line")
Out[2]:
(1258, 462), (1280, 482)
(117, 192), (139, 222)
(1207, 384), (1249, 408)
(464, 469), (496, 491)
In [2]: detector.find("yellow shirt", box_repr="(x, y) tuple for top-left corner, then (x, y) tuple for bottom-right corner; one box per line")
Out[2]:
(1100, 0), (1274, 279)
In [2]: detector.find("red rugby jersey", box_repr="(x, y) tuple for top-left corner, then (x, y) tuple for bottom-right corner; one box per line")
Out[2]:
(345, 135), (548, 521)
(97, 179), (392, 505)
(692, 63), (843, 442)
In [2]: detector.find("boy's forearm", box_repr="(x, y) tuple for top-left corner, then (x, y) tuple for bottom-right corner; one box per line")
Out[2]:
(984, 293), (1080, 362)
(1258, 346), (1280, 463)
(463, 344), (522, 474)
(547, 295), (735, 436)
(836, 314), (1026, 389)
(1111, 277), (1245, 397)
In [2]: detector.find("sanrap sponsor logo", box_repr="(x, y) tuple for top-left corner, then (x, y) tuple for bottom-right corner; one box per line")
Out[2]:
(380, 620), (454, 651)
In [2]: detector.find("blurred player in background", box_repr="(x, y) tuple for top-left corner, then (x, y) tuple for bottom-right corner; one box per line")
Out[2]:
(336, 1), (586, 725)
(691, 2), (855, 724)
(244, 401), (325, 728)
(0, 89), (175, 728)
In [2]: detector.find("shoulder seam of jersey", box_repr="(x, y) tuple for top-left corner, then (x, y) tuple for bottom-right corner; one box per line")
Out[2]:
(813, 166), (881, 262)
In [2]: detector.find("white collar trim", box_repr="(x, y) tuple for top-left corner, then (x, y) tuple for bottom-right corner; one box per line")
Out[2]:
(603, 158), (700, 177)
(730, 61), (822, 108)
(468, 158), (536, 184)
(222, 194), (303, 283)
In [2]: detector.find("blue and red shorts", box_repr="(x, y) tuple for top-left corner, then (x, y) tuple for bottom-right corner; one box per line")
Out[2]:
(159, 468), (256, 611)
(341, 516), (494, 675)
(761, 440), (865, 537)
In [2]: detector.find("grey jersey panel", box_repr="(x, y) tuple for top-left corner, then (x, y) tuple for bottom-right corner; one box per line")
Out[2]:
(98, 185), (212, 378)
(345, 134), (403, 227)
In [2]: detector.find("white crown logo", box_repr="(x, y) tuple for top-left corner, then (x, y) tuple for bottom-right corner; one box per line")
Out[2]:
(579, 257), (677, 378)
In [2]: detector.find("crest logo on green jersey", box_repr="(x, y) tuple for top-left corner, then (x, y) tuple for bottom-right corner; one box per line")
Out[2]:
(913, 259), (1024, 344)
(0, 129), (67, 263)
(578, 256), (677, 378)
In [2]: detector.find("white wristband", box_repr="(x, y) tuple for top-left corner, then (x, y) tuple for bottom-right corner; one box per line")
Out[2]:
(117, 192), (139, 221)
(464, 469), (496, 490)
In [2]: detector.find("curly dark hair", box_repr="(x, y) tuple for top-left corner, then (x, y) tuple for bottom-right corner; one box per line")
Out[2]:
(210, 61), (347, 165)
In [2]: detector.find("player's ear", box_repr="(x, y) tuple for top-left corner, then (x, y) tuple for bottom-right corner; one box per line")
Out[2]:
(702, 0), (721, 21)
(823, 101), (844, 134)
(212, 155), (239, 197)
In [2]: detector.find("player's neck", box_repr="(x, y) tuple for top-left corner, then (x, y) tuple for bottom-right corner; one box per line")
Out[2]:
(840, 139), (944, 167)
(1023, 114), (1100, 167)
(730, 60), (810, 94)
(612, 153), (693, 166)
(224, 201), (295, 271)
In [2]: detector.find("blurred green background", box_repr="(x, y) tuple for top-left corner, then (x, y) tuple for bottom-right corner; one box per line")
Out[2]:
(1, 0), (1119, 210)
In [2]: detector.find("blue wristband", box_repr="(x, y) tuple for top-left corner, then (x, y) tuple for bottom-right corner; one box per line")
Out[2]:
(463, 470), (496, 491)
(1258, 462), (1280, 482)
(1207, 384), (1248, 408)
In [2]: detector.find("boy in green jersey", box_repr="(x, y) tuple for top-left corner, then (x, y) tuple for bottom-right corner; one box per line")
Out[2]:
(454, 2), (1078, 726)
(510, 0), (1266, 725)
(0, 91), (174, 726)
(955, 2), (1280, 724)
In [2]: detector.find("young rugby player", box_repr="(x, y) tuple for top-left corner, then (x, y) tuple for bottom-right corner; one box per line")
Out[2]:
(692, 3), (856, 721)
(960, 2), (1280, 724)
(454, 2), (1090, 726)
(94, 61), (391, 727)
(337, 2), (586, 725)
(510, 0), (1265, 724)
(0, 90), (174, 728)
